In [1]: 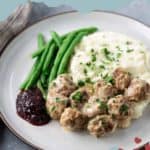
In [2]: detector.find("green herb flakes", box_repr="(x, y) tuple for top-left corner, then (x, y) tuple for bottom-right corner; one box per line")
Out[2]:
(77, 80), (85, 87)
(86, 62), (91, 66)
(103, 74), (114, 84)
(55, 97), (60, 102)
(126, 41), (132, 45)
(91, 54), (96, 62)
(85, 77), (92, 83)
(99, 65), (105, 69)
(72, 91), (83, 102)
(127, 49), (134, 53)
(51, 106), (56, 112)
(83, 68), (87, 74)
(102, 48), (113, 61)
(120, 104), (129, 114)
(96, 99), (108, 111)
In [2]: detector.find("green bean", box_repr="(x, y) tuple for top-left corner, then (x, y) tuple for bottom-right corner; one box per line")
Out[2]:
(40, 73), (47, 85)
(57, 32), (87, 75)
(25, 41), (52, 89)
(62, 26), (98, 39)
(20, 34), (45, 90)
(38, 33), (46, 48)
(51, 31), (62, 48)
(48, 32), (77, 83)
(37, 80), (47, 99)
(42, 42), (57, 72)
(32, 27), (98, 58)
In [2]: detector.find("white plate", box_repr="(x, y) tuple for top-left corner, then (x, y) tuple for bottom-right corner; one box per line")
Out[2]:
(0, 11), (150, 150)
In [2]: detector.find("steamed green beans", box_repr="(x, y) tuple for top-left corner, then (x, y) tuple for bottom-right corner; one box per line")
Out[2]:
(51, 31), (62, 48)
(38, 33), (46, 48)
(42, 42), (57, 72)
(57, 32), (87, 75)
(20, 33), (45, 90)
(25, 41), (51, 89)
(32, 27), (98, 58)
(21, 27), (98, 91)
(48, 32), (77, 82)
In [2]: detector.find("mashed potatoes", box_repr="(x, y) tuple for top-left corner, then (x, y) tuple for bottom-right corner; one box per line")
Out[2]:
(69, 32), (150, 84)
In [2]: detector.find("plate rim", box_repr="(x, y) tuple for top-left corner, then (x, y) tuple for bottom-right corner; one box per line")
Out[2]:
(0, 10), (150, 149)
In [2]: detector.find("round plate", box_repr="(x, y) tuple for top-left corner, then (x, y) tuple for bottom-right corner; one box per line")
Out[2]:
(0, 11), (150, 150)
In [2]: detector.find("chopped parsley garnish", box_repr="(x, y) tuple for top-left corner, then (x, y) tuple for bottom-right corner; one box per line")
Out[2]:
(116, 46), (120, 49)
(51, 106), (56, 112)
(127, 49), (134, 53)
(99, 65), (105, 69)
(102, 48), (113, 61)
(103, 74), (114, 84)
(100, 102), (108, 111)
(72, 91), (83, 102)
(55, 97), (60, 102)
(86, 62), (91, 66)
(91, 49), (95, 53)
(140, 51), (144, 54)
(83, 68), (87, 74)
(85, 77), (92, 83)
(96, 99), (108, 111)
(120, 104), (129, 114)
(116, 52), (122, 58)
(96, 98), (101, 102)
(91, 54), (96, 62)
(77, 80), (85, 87)
(126, 41), (132, 45)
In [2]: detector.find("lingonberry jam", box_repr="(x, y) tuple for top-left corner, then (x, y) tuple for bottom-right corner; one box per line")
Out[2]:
(16, 88), (50, 125)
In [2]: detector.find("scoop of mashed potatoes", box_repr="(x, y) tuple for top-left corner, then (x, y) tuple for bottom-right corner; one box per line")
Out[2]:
(69, 32), (150, 84)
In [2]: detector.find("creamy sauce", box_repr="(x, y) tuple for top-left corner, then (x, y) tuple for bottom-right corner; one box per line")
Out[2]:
(69, 31), (150, 119)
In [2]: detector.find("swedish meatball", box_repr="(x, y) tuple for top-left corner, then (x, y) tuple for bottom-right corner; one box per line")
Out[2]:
(70, 85), (93, 109)
(48, 74), (76, 97)
(46, 95), (69, 120)
(113, 67), (131, 90)
(125, 78), (150, 101)
(107, 95), (132, 119)
(87, 115), (117, 137)
(82, 97), (108, 118)
(94, 80), (117, 101)
(60, 108), (87, 131)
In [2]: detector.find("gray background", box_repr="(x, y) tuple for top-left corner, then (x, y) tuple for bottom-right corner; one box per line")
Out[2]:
(0, 0), (150, 149)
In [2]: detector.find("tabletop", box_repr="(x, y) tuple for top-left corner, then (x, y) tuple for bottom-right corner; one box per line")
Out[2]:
(0, 0), (150, 150)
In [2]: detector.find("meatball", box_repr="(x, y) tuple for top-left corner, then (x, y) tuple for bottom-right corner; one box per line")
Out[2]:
(125, 78), (150, 101)
(70, 85), (93, 109)
(94, 80), (117, 101)
(46, 95), (69, 120)
(113, 67), (131, 90)
(107, 95), (132, 119)
(82, 96), (108, 118)
(87, 115), (117, 137)
(48, 74), (76, 97)
(60, 108), (87, 131)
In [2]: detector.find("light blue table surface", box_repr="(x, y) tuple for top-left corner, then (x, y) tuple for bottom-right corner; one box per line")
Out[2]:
(0, 0), (132, 20)
(0, 0), (150, 150)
